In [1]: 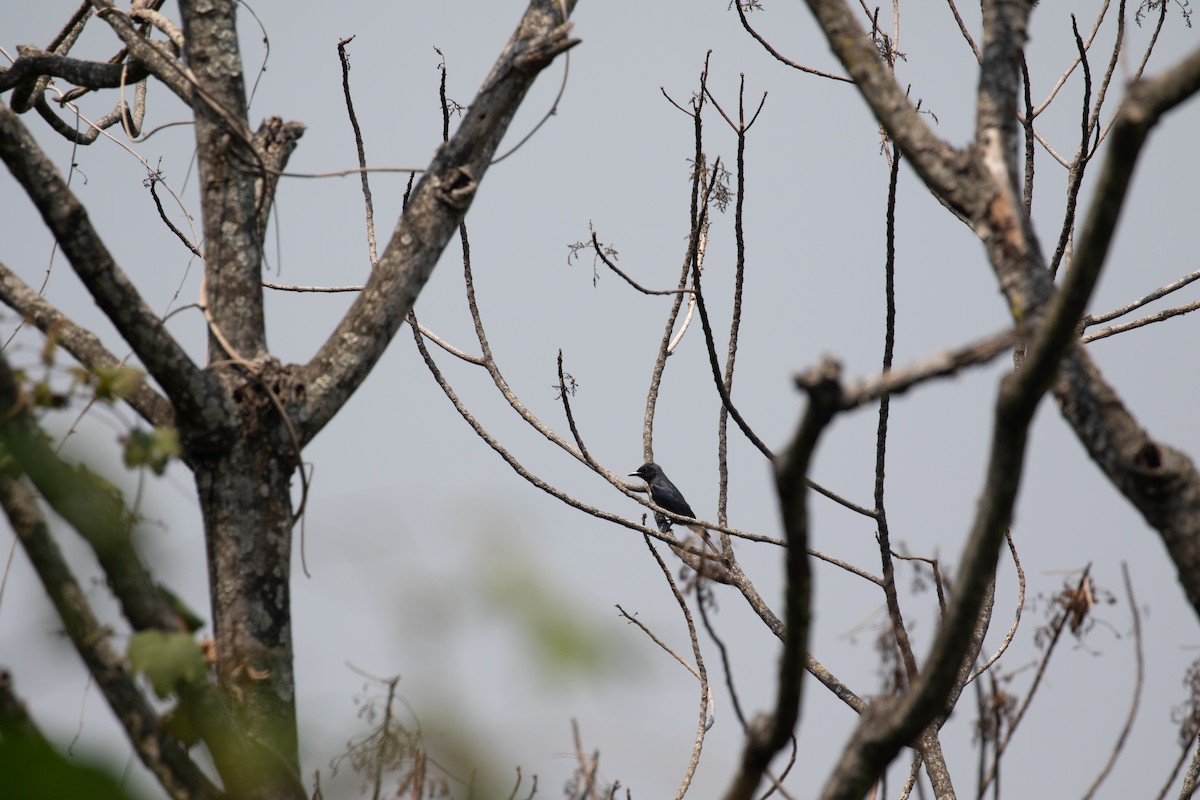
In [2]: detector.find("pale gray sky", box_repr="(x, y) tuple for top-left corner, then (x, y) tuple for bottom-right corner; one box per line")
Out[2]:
(2, 2), (1199, 798)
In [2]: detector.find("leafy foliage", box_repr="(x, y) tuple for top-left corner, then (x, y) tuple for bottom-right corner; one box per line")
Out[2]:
(122, 427), (181, 475)
(127, 631), (208, 699)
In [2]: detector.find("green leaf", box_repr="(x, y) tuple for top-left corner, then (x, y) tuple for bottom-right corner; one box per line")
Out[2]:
(1, 420), (128, 550)
(91, 365), (144, 402)
(161, 694), (204, 747)
(127, 631), (208, 699)
(122, 427), (181, 475)
(0, 732), (134, 800)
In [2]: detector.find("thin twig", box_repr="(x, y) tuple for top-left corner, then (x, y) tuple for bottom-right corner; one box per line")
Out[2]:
(1082, 300), (1200, 343)
(968, 530), (1025, 683)
(890, 548), (947, 613)
(1154, 735), (1197, 800)
(643, 57), (712, 465)
(980, 567), (1092, 793)
(875, 142), (920, 685)
(695, 590), (747, 728)
(839, 328), (1018, 409)
(898, 751), (924, 800)
(336, 36), (378, 268)
(712, 75), (754, 551)
(491, 46), (571, 164)
(1031, 0), (1111, 117)
(1084, 0), (1128, 157)
(945, 0), (981, 63)
(689, 159), (775, 462)
(635, 539), (711, 800)
(149, 178), (201, 258)
(261, 281), (362, 293)
(1047, 15), (1095, 280)
(733, 0), (853, 82)
(1081, 562), (1144, 799)
(588, 231), (694, 296)
(556, 349), (599, 470)
(1083, 268), (1200, 325)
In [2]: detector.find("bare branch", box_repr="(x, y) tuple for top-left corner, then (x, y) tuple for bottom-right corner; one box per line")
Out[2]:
(817, 6), (1110, 785)
(91, 0), (197, 105)
(1083, 299), (1200, 342)
(839, 328), (1017, 410)
(1046, 15), (1097, 280)
(945, 0), (981, 63)
(0, 46), (150, 93)
(1153, 734), (1197, 800)
(874, 144), (921, 689)
(968, 530), (1025, 684)
(0, 261), (173, 427)
(688, 160), (776, 463)
(722, 359), (838, 800)
(801, 0), (976, 217)
(1081, 563), (1144, 799)
(1083, 267), (1200, 326)
(336, 36), (379, 268)
(1030, 1), (1112, 118)
(1182, 735), (1200, 799)
(733, 0), (853, 82)
(980, 568), (1092, 793)
(588, 230), (694, 296)
(409, 311), (701, 553)
(297, 1), (579, 443)
(635, 540), (712, 799)
(0, 104), (229, 434)
(1051, 41), (1200, 620)
(262, 281), (363, 293)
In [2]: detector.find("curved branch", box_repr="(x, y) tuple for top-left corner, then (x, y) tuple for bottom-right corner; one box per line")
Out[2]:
(91, 0), (196, 105)
(0, 262), (173, 427)
(734, 1), (853, 82)
(296, 0), (579, 443)
(723, 359), (839, 800)
(1081, 563), (1144, 800)
(637, 542), (712, 799)
(0, 47), (150, 93)
(1082, 299), (1200, 343)
(1083, 267), (1200, 326)
(817, 6), (1118, 790)
(1050, 42), (1200, 620)
(0, 104), (230, 437)
(801, 0), (976, 216)
(968, 530), (1025, 684)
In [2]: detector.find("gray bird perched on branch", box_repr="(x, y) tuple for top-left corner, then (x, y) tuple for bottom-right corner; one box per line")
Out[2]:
(630, 462), (715, 550)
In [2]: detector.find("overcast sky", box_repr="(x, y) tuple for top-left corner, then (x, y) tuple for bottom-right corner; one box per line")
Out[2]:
(3, 2), (1200, 798)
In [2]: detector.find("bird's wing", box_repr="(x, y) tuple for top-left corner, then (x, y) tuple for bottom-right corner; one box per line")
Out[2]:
(651, 478), (697, 519)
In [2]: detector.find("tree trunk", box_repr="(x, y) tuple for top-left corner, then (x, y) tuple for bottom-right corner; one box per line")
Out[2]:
(190, 367), (303, 800)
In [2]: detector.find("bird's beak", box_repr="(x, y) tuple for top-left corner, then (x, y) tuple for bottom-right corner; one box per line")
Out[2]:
(628, 471), (640, 478)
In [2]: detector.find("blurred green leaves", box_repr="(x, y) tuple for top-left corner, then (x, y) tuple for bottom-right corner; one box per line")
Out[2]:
(122, 426), (181, 475)
(470, 525), (635, 686)
(67, 363), (145, 403)
(127, 631), (208, 699)
(0, 415), (128, 552)
(0, 733), (136, 800)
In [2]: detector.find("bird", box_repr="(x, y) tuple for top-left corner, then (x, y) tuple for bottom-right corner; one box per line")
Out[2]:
(630, 462), (714, 550)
